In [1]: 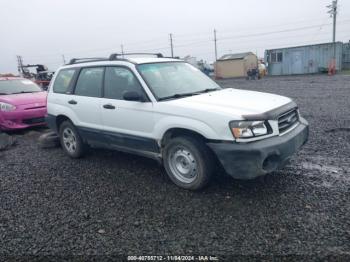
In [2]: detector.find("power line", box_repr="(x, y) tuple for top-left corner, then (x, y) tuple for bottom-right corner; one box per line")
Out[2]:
(127, 45), (170, 53)
(221, 35), (350, 54)
(160, 19), (350, 48)
(24, 31), (350, 70)
(164, 26), (350, 54)
(168, 30), (350, 58)
(310, 16), (330, 43)
(16, 18), (350, 70)
(110, 20), (350, 54)
(173, 17), (343, 39)
(218, 21), (349, 42)
(22, 19), (350, 61)
(218, 28), (350, 47)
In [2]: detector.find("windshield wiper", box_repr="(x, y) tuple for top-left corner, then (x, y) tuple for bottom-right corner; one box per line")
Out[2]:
(0, 93), (9, 95)
(158, 88), (221, 101)
(194, 87), (221, 94)
(158, 92), (199, 101)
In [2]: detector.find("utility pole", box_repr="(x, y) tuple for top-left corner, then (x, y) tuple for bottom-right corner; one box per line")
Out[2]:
(62, 54), (66, 64)
(327, 0), (338, 56)
(327, 0), (338, 74)
(331, 0), (337, 43)
(121, 44), (125, 57)
(214, 29), (218, 61)
(169, 33), (174, 57)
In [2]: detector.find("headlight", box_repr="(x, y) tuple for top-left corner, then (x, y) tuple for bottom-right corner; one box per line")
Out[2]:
(0, 102), (16, 112)
(229, 120), (270, 138)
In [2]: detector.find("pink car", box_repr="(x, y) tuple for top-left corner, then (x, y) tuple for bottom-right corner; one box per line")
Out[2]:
(0, 77), (47, 130)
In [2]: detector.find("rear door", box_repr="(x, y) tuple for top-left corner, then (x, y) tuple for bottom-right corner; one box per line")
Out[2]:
(69, 67), (105, 138)
(100, 66), (157, 152)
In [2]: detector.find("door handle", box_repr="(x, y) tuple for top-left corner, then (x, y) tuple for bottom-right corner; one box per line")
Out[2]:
(68, 100), (77, 105)
(103, 104), (116, 109)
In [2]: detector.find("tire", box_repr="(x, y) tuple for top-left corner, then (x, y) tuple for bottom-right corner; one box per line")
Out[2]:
(163, 136), (214, 190)
(59, 120), (85, 158)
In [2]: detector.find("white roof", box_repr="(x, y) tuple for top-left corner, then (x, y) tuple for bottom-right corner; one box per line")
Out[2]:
(127, 57), (180, 64)
(60, 57), (181, 70)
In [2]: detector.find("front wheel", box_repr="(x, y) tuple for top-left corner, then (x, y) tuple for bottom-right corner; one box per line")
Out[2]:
(163, 136), (214, 190)
(59, 120), (85, 158)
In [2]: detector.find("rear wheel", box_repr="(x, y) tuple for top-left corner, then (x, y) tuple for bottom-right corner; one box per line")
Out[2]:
(59, 120), (85, 158)
(163, 136), (214, 190)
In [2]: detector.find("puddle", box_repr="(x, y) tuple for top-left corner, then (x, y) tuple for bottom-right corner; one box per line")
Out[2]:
(296, 156), (350, 188)
(301, 162), (341, 174)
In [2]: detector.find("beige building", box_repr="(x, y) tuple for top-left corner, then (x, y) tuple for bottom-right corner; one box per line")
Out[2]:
(215, 52), (258, 78)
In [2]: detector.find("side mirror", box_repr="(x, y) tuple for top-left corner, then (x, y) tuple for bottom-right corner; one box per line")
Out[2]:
(123, 91), (144, 102)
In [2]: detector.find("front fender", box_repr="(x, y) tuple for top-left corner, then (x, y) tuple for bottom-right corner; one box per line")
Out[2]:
(153, 116), (223, 141)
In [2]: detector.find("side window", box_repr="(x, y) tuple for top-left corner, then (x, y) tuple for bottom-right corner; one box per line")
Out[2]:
(270, 52), (276, 63)
(277, 52), (283, 62)
(74, 67), (104, 97)
(53, 69), (76, 93)
(270, 52), (283, 63)
(104, 67), (144, 100)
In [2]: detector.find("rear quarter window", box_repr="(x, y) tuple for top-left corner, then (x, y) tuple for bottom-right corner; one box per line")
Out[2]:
(52, 69), (76, 93)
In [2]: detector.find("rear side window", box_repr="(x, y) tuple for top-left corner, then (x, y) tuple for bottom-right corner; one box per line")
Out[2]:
(104, 67), (144, 100)
(74, 67), (104, 97)
(53, 69), (76, 93)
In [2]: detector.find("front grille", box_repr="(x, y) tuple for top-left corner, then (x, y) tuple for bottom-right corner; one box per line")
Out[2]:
(23, 117), (45, 125)
(278, 109), (299, 134)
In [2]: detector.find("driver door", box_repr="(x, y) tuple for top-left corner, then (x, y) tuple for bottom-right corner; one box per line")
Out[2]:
(100, 66), (156, 152)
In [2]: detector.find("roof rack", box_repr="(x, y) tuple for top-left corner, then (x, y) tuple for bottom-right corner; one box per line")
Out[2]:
(163, 56), (180, 59)
(67, 53), (165, 65)
(68, 57), (107, 65)
(109, 53), (163, 60)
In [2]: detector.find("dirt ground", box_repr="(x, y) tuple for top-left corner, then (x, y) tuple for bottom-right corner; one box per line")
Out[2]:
(1, 74), (349, 260)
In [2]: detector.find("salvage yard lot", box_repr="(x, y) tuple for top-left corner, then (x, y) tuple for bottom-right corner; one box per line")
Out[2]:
(1, 74), (349, 258)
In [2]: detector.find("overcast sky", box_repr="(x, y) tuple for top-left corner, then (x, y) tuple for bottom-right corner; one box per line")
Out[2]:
(1, 0), (349, 73)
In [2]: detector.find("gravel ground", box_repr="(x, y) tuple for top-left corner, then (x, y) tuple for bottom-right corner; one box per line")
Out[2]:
(0, 74), (349, 261)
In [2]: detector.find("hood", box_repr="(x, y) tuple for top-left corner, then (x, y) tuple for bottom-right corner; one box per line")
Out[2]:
(167, 88), (292, 117)
(0, 91), (47, 106)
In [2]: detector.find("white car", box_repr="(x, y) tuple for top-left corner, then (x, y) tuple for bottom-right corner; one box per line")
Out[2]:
(46, 53), (309, 190)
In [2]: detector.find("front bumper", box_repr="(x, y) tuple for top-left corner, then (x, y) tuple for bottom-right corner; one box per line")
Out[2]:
(0, 108), (47, 131)
(207, 117), (309, 179)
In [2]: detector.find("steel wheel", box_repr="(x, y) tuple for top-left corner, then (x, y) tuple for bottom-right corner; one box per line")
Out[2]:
(167, 146), (198, 184)
(62, 127), (77, 154)
(59, 120), (85, 158)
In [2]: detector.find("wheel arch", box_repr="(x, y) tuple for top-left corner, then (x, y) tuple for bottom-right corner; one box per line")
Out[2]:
(155, 116), (220, 146)
(56, 114), (72, 131)
(160, 127), (208, 148)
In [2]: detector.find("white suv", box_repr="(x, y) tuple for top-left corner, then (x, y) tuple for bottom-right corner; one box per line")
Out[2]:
(46, 53), (309, 190)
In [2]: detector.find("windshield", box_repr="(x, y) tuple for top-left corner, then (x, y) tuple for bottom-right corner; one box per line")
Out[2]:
(137, 62), (221, 100)
(0, 79), (42, 95)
